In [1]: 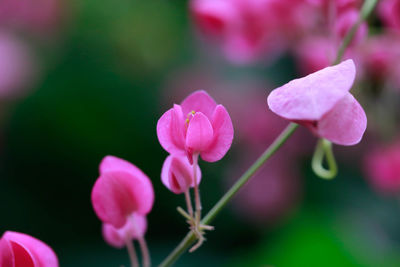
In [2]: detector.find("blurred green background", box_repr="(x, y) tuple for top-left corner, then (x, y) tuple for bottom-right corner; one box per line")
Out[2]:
(1, 0), (400, 266)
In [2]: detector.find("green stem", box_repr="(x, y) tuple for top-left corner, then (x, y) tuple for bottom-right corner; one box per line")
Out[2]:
(158, 123), (299, 267)
(334, 0), (379, 64)
(311, 139), (338, 180)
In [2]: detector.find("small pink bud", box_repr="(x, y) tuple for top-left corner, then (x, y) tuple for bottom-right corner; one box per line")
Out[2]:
(91, 155), (154, 229)
(378, 0), (400, 32)
(157, 90), (234, 163)
(161, 155), (202, 194)
(0, 231), (59, 267)
(102, 214), (147, 249)
(267, 59), (367, 145)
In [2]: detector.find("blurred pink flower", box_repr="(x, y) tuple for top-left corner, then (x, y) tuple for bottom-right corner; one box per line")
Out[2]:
(295, 37), (336, 75)
(0, 0), (64, 36)
(161, 155), (201, 194)
(334, 9), (367, 46)
(157, 90), (233, 163)
(102, 214), (147, 249)
(268, 59), (367, 145)
(91, 155), (154, 229)
(228, 153), (301, 225)
(0, 231), (58, 267)
(378, 0), (400, 32)
(364, 141), (400, 194)
(190, 0), (298, 64)
(0, 31), (36, 99)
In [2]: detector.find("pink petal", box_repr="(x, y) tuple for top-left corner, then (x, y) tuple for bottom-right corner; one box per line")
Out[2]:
(91, 168), (154, 228)
(102, 214), (147, 248)
(156, 104), (186, 156)
(181, 90), (217, 119)
(100, 155), (145, 176)
(201, 105), (234, 162)
(186, 112), (214, 153)
(317, 93), (367, 145)
(2, 231), (58, 267)
(161, 155), (201, 194)
(0, 238), (14, 267)
(267, 59), (356, 121)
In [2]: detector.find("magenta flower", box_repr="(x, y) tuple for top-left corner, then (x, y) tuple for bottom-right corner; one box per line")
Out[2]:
(102, 214), (147, 248)
(91, 155), (154, 229)
(157, 90), (233, 163)
(0, 231), (58, 267)
(364, 141), (400, 194)
(378, 0), (400, 32)
(161, 155), (202, 194)
(267, 59), (367, 145)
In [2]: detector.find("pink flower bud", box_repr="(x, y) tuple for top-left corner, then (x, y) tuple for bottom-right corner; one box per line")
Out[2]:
(161, 155), (202, 194)
(0, 231), (58, 267)
(267, 59), (367, 145)
(157, 90), (233, 163)
(91, 156), (154, 228)
(334, 9), (367, 46)
(102, 214), (147, 249)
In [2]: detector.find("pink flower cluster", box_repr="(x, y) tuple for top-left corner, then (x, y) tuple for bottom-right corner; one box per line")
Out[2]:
(190, 0), (365, 65)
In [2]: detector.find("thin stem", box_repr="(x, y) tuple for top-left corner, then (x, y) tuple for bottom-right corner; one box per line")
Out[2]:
(139, 237), (151, 267)
(184, 190), (194, 218)
(334, 0), (379, 64)
(158, 123), (299, 267)
(192, 153), (201, 222)
(311, 139), (338, 180)
(126, 240), (139, 267)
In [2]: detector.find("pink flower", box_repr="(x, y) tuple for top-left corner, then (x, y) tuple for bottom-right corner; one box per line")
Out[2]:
(364, 141), (400, 194)
(0, 31), (36, 99)
(157, 90), (233, 163)
(91, 155), (154, 229)
(378, 0), (400, 32)
(295, 37), (336, 75)
(0, 231), (58, 267)
(0, 0), (64, 36)
(267, 59), (367, 145)
(102, 214), (147, 248)
(161, 155), (202, 194)
(334, 9), (367, 46)
(190, 0), (285, 64)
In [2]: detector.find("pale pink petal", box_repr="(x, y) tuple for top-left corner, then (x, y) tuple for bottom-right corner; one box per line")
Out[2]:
(102, 214), (147, 248)
(161, 155), (201, 194)
(317, 93), (367, 145)
(156, 105), (186, 156)
(201, 105), (234, 162)
(181, 90), (217, 119)
(186, 112), (214, 153)
(267, 59), (356, 121)
(0, 238), (14, 267)
(91, 169), (154, 228)
(3, 231), (58, 267)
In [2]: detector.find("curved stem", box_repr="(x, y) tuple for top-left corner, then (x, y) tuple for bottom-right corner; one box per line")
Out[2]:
(126, 240), (139, 267)
(311, 139), (338, 180)
(184, 190), (194, 218)
(192, 153), (201, 222)
(139, 237), (151, 267)
(158, 123), (299, 267)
